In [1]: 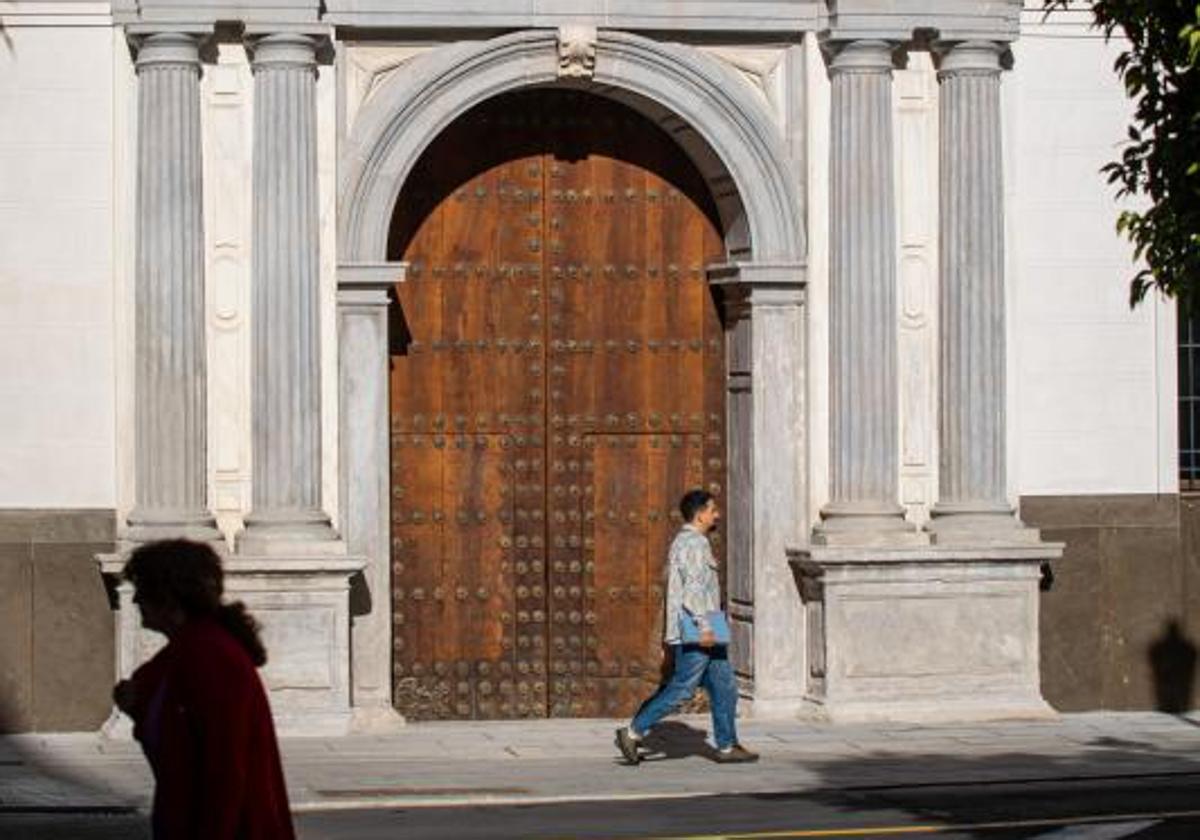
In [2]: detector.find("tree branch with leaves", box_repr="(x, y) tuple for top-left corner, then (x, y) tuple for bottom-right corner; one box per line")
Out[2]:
(1047, 0), (1200, 308)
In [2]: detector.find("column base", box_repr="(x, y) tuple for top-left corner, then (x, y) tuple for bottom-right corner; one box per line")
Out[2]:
(740, 694), (807, 720)
(350, 704), (407, 733)
(238, 509), (344, 557)
(812, 502), (927, 547)
(927, 502), (1042, 546)
(125, 507), (223, 544)
(97, 550), (366, 739)
(100, 706), (133, 740)
(217, 554), (366, 736)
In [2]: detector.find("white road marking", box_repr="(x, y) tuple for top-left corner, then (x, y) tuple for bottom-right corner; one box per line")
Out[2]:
(1028, 820), (1161, 840)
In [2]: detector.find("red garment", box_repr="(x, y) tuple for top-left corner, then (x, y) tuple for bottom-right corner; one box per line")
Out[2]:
(127, 618), (295, 840)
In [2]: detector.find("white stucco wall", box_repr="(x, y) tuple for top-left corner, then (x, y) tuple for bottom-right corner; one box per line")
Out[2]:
(0, 7), (117, 507)
(1009, 7), (1176, 497)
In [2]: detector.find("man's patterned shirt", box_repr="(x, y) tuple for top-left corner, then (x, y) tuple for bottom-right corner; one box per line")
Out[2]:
(662, 523), (721, 643)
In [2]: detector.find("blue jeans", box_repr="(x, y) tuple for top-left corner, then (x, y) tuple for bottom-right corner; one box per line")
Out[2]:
(630, 644), (738, 750)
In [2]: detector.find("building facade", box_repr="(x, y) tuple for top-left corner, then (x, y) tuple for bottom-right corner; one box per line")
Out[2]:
(1, 1), (1193, 733)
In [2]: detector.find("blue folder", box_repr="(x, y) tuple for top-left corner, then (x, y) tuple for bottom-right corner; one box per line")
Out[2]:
(678, 610), (731, 645)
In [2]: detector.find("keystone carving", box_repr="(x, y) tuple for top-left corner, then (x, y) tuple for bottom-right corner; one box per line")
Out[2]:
(557, 25), (597, 79)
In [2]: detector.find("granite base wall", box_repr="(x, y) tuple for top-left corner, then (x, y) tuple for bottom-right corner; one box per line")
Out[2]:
(2, 499), (1196, 730)
(0, 510), (116, 732)
(1025, 494), (1200, 713)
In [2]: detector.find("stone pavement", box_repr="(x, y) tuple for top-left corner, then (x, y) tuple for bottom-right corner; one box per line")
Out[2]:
(3, 712), (1200, 814)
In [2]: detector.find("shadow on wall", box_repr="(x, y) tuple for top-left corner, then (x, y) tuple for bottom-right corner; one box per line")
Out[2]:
(0, 692), (19, 736)
(1149, 619), (1198, 715)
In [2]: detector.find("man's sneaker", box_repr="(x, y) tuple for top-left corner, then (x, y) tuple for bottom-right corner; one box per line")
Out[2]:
(714, 744), (759, 764)
(614, 727), (642, 765)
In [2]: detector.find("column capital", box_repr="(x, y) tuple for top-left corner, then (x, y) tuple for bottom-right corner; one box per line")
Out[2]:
(820, 38), (908, 75)
(245, 29), (331, 71)
(127, 29), (208, 71)
(932, 39), (1012, 77)
(337, 262), (407, 308)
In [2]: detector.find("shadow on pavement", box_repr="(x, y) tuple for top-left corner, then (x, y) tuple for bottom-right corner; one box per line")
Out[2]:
(0, 695), (143, 823)
(636, 721), (718, 763)
(744, 731), (1200, 839)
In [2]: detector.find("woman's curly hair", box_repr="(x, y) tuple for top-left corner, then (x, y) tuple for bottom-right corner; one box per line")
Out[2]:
(124, 539), (267, 666)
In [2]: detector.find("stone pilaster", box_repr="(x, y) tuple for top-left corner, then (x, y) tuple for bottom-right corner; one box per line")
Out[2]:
(240, 33), (337, 552)
(338, 263), (407, 729)
(711, 263), (807, 717)
(814, 40), (920, 546)
(127, 31), (220, 544)
(928, 41), (1034, 543)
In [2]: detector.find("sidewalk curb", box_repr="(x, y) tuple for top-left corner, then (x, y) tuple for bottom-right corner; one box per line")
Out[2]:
(289, 767), (1200, 813)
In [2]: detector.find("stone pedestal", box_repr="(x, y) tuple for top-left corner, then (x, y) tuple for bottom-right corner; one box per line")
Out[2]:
(338, 263), (407, 730)
(126, 30), (220, 544)
(790, 543), (1061, 722)
(814, 39), (920, 546)
(221, 556), (367, 735)
(710, 262), (807, 717)
(97, 552), (365, 737)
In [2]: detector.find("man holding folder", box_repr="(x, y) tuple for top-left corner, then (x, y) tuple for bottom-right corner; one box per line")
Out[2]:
(614, 489), (759, 765)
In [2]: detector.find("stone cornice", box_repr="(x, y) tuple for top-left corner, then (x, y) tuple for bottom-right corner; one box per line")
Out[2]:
(115, 0), (321, 27)
(824, 0), (1022, 43)
(112, 0), (1022, 43)
(323, 1), (822, 33)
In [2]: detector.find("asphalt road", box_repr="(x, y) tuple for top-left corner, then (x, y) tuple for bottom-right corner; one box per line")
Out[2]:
(3, 774), (1199, 839)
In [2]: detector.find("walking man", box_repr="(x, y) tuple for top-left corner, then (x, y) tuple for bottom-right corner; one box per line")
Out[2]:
(615, 489), (758, 764)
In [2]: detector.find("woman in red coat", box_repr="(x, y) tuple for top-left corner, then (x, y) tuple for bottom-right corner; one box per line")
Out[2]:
(113, 539), (295, 840)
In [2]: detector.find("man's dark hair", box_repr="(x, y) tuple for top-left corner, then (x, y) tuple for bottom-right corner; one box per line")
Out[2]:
(679, 488), (714, 524)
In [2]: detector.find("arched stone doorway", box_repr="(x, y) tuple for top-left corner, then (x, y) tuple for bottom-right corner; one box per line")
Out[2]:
(386, 89), (728, 720)
(337, 30), (810, 723)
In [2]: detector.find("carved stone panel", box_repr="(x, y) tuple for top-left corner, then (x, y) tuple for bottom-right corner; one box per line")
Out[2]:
(895, 52), (939, 524)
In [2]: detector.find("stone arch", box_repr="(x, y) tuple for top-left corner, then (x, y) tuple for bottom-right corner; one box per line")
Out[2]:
(336, 29), (810, 720)
(339, 29), (805, 265)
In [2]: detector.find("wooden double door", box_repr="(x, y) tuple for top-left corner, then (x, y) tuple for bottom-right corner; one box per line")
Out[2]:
(387, 91), (726, 720)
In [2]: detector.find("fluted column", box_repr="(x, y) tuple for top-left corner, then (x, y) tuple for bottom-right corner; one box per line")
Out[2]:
(240, 33), (337, 551)
(128, 32), (220, 544)
(929, 41), (1032, 543)
(814, 40), (919, 545)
